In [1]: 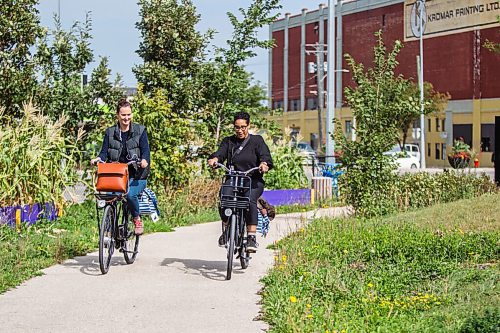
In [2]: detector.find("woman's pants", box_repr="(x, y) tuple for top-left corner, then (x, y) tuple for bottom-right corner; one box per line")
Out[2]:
(219, 178), (264, 226)
(127, 179), (147, 218)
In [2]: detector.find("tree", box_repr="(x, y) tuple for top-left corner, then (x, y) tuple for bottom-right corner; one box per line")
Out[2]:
(396, 82), (450, 150)
(199, 0), (281, 145)
(134, 0), (213, 116)
(0, 0), (44, 117)
(338, 31), (422, 217)
(35, 15), (123, 139)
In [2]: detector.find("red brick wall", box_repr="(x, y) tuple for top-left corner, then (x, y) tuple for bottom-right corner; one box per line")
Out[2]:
(272, 2), (500, 105)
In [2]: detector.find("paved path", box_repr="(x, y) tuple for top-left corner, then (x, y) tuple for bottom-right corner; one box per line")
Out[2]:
(0, 207), (348, 333)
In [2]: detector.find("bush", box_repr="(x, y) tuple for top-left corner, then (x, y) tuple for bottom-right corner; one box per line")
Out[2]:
(392, 171), (497, 211)
(459, 308), (500, 333)
(265, 133), (309, 190)
(0, 104), (83, 207)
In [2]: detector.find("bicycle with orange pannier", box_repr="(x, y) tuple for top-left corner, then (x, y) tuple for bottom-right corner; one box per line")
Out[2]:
(94, 158), (141, 274)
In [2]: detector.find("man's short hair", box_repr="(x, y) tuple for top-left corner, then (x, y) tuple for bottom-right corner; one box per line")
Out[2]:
(233, 112), (250, 124)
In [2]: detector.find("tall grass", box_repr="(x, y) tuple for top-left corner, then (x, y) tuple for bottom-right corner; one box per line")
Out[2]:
(0, 103), (83, 207)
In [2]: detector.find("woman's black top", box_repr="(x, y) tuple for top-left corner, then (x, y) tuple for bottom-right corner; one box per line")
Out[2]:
(210, 134), (273, 182)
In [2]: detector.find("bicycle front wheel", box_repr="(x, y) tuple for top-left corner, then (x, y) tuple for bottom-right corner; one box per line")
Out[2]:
(123, 212), (139, 264)
(99, 205), (115, 274)
(226, 214), (236, 280)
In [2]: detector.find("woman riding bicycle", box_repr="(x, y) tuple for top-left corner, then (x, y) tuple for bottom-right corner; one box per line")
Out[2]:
(91, 99), (150, 235)
(208, 112), (273, 253)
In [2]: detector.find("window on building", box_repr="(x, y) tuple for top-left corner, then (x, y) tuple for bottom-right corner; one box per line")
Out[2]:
(427, 143), (431, 157)
(428, 118), (431, 132)
(481, 124), (495, 152)
(314, 22), (319, 35)
(436, 118), (441, 132)
(453, 124), (473, 147)
(273, 100), (283, 110)
(435, 143), (440, 160)
(345, 120), (352, 135)
(290, 99), (300, 111)
(442, 119), (446, 132)
(441, 143), (446, 160)
(307, 97), (318, 110)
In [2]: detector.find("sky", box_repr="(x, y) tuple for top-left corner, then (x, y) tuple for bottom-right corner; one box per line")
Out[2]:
(37, 0), (327, 88)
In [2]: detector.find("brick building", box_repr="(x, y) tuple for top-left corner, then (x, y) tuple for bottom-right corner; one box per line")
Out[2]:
(268, 0), (500, 167)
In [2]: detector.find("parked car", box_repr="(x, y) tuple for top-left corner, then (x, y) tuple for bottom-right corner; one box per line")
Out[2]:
(296, 142), (317, 164)
(384, 147), (420, 169)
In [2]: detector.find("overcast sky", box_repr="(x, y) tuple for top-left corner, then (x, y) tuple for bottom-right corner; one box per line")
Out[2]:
(37, 0), (327, 88)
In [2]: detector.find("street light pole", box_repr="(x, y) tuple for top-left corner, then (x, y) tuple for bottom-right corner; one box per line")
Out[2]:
(418, 0), (426, 169)
(326, 0), (337, 164)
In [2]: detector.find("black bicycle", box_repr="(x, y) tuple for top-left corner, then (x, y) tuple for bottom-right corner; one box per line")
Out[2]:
(216, 163), (260, 280)
(94, 159), (140, 274)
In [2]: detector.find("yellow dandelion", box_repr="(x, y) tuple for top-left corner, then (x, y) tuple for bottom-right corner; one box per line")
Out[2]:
(306, 314), (313, 318)
(282, 254), (287, 262)
(343, 249), (348, 254)
(306, 303), (312, 308)
(290, 296), (297, 303)
(367, 283), (374, 288)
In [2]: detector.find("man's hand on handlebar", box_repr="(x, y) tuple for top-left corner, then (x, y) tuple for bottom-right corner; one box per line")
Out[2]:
(208, 157), (219, 168)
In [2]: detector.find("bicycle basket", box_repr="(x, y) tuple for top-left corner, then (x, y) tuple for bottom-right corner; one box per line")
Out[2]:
(96, 163), (129, 193)
(219, 174), (251, 210)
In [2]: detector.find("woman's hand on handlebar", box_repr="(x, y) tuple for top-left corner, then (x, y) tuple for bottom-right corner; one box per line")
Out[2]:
(208, 157), (219, 168)
(90, 157), (103, 165)
(140, 159), (148, 168)
(259, 162), (269, 173)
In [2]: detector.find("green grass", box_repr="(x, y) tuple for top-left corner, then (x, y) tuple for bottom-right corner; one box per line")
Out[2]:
(261, 193), (500, 333)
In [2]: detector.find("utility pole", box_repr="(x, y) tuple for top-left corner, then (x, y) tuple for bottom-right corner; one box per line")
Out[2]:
(326, 0), (337, 164)
(418, 0), (426, 169)
(306, 44), (327, 153)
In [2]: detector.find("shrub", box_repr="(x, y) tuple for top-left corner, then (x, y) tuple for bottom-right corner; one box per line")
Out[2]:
(392, 171), (497, 211)
(459, 308), (500, 333)
(265, 132), (309, 190)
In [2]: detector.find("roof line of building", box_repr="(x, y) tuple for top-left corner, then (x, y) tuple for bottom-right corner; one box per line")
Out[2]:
(272, 0), (405, 31)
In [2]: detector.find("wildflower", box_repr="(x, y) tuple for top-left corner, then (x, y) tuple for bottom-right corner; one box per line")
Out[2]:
(343, 249), (348, 254)
(290, 296), (297, 303)
(306, 303), (312, 308)
(307, 314), (313, 318)
(281, 254), (287, 263)
(367, 282), (374, 288)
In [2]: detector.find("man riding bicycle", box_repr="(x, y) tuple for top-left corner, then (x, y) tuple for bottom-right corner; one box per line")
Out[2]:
(91, 99), (151, 235)
(208, 112), (273, 253)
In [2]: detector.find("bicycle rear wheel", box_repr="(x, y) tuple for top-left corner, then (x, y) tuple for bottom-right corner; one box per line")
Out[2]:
(123, 212), (139, 264)
(226, 214), (236, 280)
(99, 205), (115, 274)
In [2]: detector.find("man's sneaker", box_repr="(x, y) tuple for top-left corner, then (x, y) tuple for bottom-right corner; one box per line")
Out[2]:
(246, 235), (258, 253)
(218, 229), (227, 247)
(133, 217), (144, 235)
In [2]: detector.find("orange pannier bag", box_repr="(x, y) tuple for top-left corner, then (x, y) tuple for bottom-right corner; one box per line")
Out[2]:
(96, 163), (129, 193)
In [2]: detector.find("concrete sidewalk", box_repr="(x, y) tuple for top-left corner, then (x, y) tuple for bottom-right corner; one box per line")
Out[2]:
(0, 207), (349, 333)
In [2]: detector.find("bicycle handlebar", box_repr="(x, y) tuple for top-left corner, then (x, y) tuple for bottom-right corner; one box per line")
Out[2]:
(214, 163), (260, 176)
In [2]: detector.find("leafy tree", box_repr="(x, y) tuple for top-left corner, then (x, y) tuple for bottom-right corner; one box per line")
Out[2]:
(134, 0), (212, 115)
(396, 82), (450, 149)
(35, 15), (123, 139)
(338, 31), (421, 217)
(133, 86), (194, 188)
(0, 0), (44, 117)
(198, 0), (281, 146)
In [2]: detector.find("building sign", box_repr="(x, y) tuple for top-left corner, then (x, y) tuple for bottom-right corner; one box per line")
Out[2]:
(404, 0), (500, 41)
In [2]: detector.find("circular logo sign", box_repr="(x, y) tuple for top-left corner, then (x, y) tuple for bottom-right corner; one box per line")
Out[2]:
(410, 0), (427, 38)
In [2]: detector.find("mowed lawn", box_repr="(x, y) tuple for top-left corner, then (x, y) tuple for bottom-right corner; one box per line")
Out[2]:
(261, 193), (500, 333)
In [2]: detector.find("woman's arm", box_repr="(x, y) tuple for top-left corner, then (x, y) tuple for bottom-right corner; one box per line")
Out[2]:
(139, 129), (151, 164)
(209, 136), (230, 164)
